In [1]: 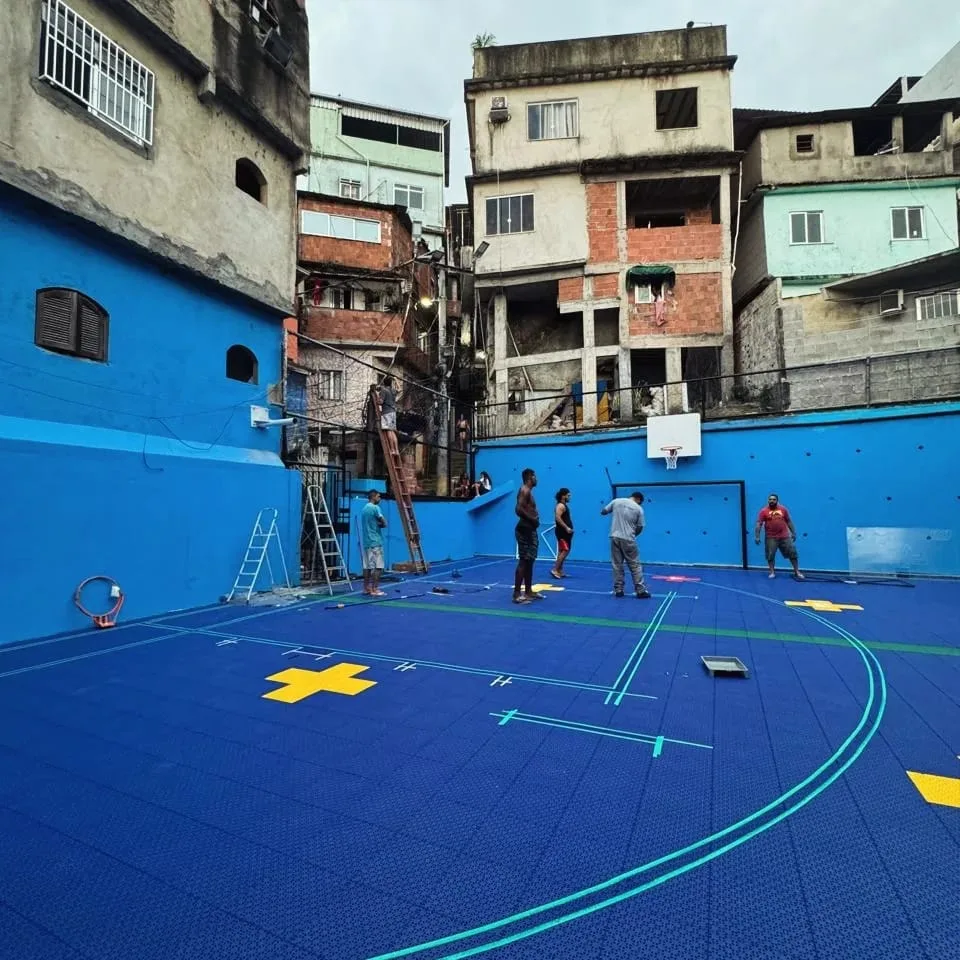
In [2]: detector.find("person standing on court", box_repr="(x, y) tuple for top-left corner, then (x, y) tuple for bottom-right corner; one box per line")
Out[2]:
(360, 489), (388, 596)
(754, 492), (804, 580)
(600, 491), (651, 599)
(513, 468), (542, 604)
(551, 487), (574, 579)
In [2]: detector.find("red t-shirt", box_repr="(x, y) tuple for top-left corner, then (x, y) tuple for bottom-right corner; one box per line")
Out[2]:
(758, 505), (792, 539)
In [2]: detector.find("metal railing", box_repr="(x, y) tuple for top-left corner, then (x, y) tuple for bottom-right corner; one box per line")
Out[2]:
(472, 346), (960, 440)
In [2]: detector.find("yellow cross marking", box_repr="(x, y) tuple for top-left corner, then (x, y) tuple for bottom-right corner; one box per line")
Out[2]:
(262, 663), (376, 703)
(906, 771), (960, 809)
(784, 599), (863, 613)
(531, 583), (565, 592)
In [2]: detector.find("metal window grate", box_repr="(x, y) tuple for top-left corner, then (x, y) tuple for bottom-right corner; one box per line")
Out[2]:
(39, 0), (155, 146)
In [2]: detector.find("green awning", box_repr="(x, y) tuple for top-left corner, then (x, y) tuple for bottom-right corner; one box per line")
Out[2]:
(627, 264), (676, 286)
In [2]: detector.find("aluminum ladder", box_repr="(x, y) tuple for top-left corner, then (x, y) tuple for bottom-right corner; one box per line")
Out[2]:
(304, 483), (354, 596)
(227, 507), (290, 602)
(368, 385), (429, 573)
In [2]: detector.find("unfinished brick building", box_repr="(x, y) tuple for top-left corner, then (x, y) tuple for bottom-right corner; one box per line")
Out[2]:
(464, 26), (739, 434)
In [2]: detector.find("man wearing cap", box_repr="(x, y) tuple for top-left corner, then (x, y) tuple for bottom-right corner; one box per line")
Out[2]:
(600, 491), (651, 599)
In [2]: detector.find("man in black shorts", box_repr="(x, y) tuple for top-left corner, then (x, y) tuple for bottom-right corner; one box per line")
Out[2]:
(513, 468), (542, 604)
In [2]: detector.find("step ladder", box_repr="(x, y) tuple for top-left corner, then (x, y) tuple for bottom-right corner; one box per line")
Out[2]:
(369, 385), (429, 574)
(303, 483), (354, 596)
(227, 507), (291, 603)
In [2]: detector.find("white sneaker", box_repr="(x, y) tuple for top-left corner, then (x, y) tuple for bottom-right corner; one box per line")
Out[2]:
(768, 572), (775, 579)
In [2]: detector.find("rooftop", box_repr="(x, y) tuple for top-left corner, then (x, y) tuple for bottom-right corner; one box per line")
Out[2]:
(824, 248), (960, 297)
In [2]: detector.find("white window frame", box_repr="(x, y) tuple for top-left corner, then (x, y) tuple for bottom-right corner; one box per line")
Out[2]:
(339, 178), (362, 200)
(891, 206), (926, 241)
(485, 194), (535, 236)
(394, 184), (424, 210)
(39, 0), (155, 146)
(527, 99), (579, 141)
(916, 290), (960, 322)
(789, 211), (825, 245)
(300, 210), (381, 244)
(317, 369), (344, 401)
(634, 284), (654, 304)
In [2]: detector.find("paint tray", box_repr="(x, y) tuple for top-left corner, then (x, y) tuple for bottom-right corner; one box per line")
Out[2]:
(701, 655), (749, 678)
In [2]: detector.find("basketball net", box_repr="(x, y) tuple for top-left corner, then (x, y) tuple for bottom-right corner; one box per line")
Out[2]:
(662, 446), (680, 470)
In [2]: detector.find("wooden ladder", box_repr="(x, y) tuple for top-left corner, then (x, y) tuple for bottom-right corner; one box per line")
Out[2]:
(368, 386), (429, 574)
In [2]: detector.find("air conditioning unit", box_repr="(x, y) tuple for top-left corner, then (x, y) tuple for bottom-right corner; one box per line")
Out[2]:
(880, 289), (904, 316)
(489, 96), (509, 124)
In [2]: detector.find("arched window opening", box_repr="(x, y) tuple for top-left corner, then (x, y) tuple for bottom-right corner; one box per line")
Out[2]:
(235, 158), (267, 203)
(226, 344), (258, 384)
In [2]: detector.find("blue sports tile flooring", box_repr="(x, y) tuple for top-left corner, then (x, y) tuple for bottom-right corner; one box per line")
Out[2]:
(0, 557), (958, 959)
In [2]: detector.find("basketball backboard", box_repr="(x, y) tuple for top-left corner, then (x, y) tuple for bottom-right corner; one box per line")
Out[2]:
(646, 412), (702, 459)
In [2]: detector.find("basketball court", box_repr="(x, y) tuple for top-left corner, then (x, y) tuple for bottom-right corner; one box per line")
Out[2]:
(0, 553), (957, 960)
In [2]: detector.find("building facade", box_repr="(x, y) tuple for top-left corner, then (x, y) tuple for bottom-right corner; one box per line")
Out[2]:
(732, 96), (959, 411)
(0, 0), (310, 643)
(299, 93), (450, 251)
(464, 26), (740, 433)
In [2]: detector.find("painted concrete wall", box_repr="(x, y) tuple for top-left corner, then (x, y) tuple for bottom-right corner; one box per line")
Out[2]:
(469, 404), (960, 575)
(761, 181), (960, 282)
(743, 120), (955, 195)
(0, 188), (300, 645)
(473, 172), (588, 276)
(467, 70), (734, 176)
(0, 0), (308, 313)
(301, 98), (446, 238)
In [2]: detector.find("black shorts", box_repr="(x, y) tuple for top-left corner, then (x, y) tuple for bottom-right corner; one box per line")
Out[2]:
(516, 523), (539, 561)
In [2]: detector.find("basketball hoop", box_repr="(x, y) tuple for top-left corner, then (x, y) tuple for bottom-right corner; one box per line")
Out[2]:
(74, 575), (124, 629)
(661, 445), (682, 470)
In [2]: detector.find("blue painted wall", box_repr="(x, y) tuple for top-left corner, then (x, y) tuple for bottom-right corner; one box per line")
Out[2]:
(0, 186), (300, 645)
(467, 403), (960, 576)
(763, 179), (960, 282)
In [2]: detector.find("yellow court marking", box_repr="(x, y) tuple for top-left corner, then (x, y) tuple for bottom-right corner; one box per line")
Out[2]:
(262, 663), (376, 703)
(906, 771), (960, 809)
(785, 599), (863, 613)
(531, 583), (565, 592)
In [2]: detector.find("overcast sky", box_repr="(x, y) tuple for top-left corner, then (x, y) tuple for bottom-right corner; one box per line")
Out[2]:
(307, 0), (958, 202)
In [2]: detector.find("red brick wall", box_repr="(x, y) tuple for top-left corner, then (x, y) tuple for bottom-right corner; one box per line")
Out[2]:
(302, 308), (405, 344)
(587, 183), (618, 262)
(298, 196), (413, 270)
(592, 273), (619, 299)
(558, 277), (584, 301)
(283, 316), (298, 363)
(626, 221), (723, 262)
(628, 273), (724, 337)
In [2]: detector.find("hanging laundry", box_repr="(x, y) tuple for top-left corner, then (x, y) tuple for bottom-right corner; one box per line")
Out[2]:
(654, 294), (666, 326)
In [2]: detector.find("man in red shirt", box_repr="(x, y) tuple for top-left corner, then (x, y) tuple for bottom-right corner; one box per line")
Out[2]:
(754, 493), (804, 580)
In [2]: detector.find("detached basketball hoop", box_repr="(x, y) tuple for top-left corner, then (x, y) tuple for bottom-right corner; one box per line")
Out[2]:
(661, 446), (682, 470)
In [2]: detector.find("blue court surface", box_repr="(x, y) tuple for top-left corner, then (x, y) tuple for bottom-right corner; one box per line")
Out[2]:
(1, 557), (958, 960)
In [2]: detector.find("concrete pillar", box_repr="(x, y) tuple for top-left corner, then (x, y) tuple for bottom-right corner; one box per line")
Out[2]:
(493, 293), (508, 368)
(665, 346), (684, 413)
(494, 366), (508, 436)
(942, 112), (955, 150)
(892, 115), (904, 153)
(618, 347), (634, 421)
(580, 308), (598, 425)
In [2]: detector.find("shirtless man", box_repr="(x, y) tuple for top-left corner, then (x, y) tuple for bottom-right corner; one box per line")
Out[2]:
(513, 468), (542, 604)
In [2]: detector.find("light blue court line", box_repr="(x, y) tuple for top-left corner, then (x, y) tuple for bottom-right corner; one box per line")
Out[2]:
(613, 592), (677, 707)
(489, 709), (712, 752)
(163, 625), (658, 701)
(603, 592), (676, 706)
(0, 634), (171, 679)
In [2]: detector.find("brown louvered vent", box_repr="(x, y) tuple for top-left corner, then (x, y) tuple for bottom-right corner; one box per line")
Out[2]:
(35, 288), (108, 361)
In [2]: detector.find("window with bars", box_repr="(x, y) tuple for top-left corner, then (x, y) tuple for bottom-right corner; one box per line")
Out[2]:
(35, 288), (109, 361)
(527, 100), (579, 140)
(485, 194), (535, 236)
(317, 369), (344, 401)
(916, 290), (960, 321)
(339, 179), (362, 200)
(891, 206), (925, 240)
(38, 0), (155, 146)
(394, 184), (424, 210)
(790, 211), (825, 244)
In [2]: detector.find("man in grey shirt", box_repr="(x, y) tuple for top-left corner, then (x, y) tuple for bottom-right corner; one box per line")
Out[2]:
(600, 492), (652, 599)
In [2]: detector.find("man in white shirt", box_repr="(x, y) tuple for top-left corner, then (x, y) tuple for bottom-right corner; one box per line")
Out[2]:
(600, 492), (651, 599)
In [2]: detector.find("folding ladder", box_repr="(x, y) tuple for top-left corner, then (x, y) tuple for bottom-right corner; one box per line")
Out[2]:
(227, 507), (291, 602)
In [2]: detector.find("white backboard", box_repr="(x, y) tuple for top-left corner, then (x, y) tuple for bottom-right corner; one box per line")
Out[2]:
(646, 412), (702, 459)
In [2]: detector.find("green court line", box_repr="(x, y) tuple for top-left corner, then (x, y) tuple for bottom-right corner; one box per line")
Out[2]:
(652, 736), (665, 759)
(375, 600), (960, 658)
